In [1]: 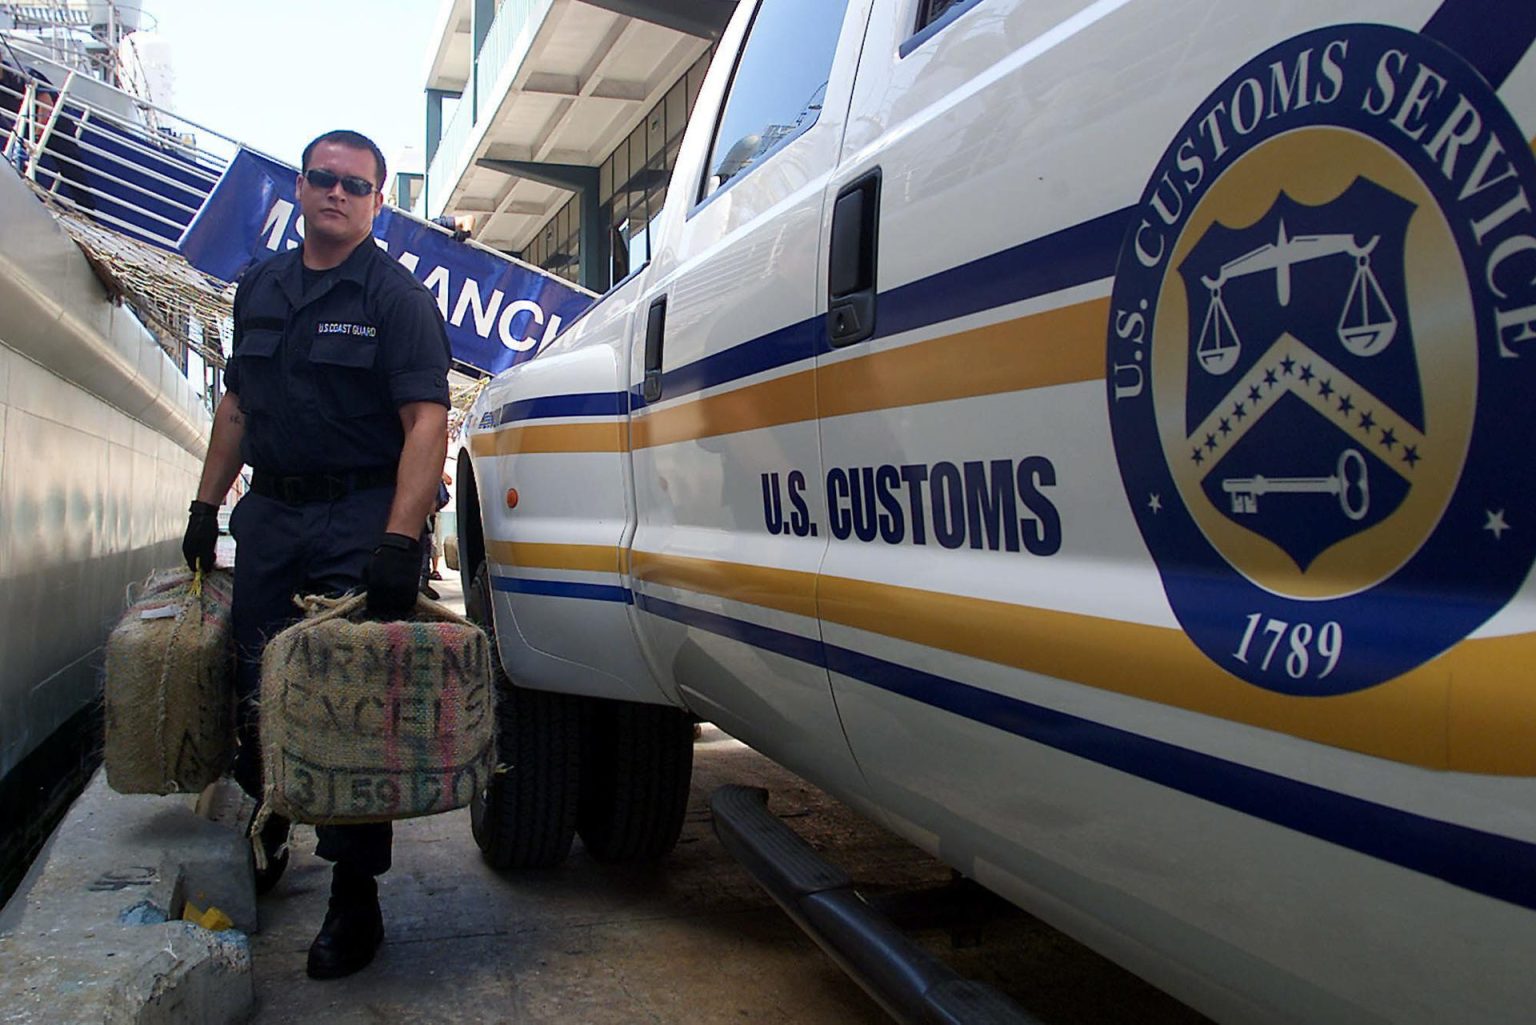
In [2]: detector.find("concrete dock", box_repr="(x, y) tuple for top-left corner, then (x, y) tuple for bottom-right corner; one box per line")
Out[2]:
(2, 570), (1208, 1024)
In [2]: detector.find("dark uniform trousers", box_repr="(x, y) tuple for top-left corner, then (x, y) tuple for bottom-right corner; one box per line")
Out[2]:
(229, 485), (394, 876)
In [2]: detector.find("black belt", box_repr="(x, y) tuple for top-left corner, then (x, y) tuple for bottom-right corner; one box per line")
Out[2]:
(249, 467), (395, 504)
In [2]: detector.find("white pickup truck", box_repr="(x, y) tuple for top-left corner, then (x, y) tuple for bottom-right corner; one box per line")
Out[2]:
(455, 2), (1536, 1022)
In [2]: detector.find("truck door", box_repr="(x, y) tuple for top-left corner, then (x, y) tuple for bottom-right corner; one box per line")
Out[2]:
(626, 0), (875, 792)
(812, 0), (1120, 849)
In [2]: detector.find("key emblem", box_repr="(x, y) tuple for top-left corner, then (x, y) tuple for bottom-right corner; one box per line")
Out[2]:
(1221, 449), (1369, 521)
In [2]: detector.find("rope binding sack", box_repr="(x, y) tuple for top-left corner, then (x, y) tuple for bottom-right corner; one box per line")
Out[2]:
(259, 592), (494, 825)
(104, 567), (236, 794)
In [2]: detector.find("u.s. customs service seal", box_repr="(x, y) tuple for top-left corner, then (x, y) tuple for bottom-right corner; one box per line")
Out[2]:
(1107, 24), (1536, 695)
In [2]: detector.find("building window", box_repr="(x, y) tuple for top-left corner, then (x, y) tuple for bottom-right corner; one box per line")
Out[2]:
(520, 48), (716, 289)
(700, 0), (851, 200)
(595, 49), (713, 284)
(525, 195), (581, 283)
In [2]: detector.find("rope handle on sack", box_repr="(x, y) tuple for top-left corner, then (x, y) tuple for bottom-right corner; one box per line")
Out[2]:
(292, 592), (361, 621)
(288, 590), (479, 628)
(249, 798), (290, 873)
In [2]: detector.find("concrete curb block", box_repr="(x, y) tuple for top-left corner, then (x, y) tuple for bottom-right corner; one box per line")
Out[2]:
(0, 771), (256, 1024)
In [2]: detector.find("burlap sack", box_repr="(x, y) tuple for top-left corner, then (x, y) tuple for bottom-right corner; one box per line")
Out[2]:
(259, 593), (493, 825)
(104, 568), (235, 794)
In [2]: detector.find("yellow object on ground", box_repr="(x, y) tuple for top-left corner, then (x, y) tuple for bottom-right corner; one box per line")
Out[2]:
(181, 903), (234, 932)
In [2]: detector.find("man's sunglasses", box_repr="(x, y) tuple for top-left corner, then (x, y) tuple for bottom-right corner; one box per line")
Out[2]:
(303, 168), (376, 197)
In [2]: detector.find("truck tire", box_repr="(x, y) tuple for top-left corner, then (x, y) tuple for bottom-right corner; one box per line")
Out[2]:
(466, 563), (583, 870)
(577, 699), (695, 863)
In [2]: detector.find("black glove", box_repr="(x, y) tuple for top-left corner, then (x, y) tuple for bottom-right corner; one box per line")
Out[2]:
(365, 532), (423, 617)
(183, 500), (219, 573)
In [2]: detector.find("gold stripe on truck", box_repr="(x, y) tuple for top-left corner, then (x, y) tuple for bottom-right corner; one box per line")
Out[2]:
(486, 541), (626, 574)
(629, 298), (1110, 448)
(485, 539), (1536, 776)
(631, 371), (818, 449)
(463, 297), (1112, 454)
(470, 421), (626, 456)
(818, 298), (1109, 419)
(629, 549), (818, 620)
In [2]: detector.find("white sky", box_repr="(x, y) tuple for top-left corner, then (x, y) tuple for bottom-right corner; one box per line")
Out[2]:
(142, 0), (444, 182)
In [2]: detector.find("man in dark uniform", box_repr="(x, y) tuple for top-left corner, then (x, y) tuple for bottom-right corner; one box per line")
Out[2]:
(181, 129), (450, 980)
(24, 70), (96, 211)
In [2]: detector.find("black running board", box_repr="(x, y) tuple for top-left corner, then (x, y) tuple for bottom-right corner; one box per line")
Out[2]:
(709, 785), (1040, 1025)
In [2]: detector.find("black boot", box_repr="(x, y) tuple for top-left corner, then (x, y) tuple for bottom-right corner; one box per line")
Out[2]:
(252, 810), (291, 896)
(306, 866), (384, 980)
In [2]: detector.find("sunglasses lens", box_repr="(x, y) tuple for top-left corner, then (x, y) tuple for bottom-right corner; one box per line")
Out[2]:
(304, 168), (374, 197)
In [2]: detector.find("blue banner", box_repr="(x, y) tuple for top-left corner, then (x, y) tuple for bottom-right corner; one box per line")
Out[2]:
(177, 148), (595, 375)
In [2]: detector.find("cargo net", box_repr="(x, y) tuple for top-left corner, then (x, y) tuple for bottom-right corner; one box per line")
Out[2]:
(50, 189), (491, 421)
(1, 51), (236, 370)
(40, 186), (492, 418)
(3, 54), (493, 414)
(39, 184), (234, 369)
(448, 376), (488, 440)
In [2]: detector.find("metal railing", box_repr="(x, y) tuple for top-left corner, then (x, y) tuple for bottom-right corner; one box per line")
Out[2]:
(474, 0), (552, 114)
(424, 88), (472, 219)
(1, 61), (237, 247)
(0, 55), (243, 392)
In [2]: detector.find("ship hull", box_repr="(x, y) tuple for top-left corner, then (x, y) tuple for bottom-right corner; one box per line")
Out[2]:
(0, 165), (210, 902)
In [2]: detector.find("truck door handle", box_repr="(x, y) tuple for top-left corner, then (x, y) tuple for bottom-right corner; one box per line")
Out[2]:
(643, 296), (667, 402)
(827, 168), (881, 348)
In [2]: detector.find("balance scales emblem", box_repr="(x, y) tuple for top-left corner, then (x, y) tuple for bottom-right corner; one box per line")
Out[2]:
(1190, 219), (1399, 529)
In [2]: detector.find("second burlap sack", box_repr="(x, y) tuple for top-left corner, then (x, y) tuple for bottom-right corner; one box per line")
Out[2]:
(104, 568), (235, 795)
(259, 593), (494, 825)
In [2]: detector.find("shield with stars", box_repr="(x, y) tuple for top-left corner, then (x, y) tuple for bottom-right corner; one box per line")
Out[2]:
(1105, 23), (1536, 695)
(1173, 179), (1427, 580)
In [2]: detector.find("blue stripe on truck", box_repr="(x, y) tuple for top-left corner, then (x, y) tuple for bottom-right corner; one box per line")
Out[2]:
(491, 575), (632, 603)
(490, 1), (1536, 430)
(494, 392), (627, 423)
(633, 589), (1536, 912)
(621, 208), (1129, 413)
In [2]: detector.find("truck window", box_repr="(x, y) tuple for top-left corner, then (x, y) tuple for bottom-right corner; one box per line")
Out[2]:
(916, 0), (975, 31)
(700, 0), (851, 201)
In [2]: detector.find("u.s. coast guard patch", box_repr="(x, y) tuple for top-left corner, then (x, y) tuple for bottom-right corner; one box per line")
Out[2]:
(1107, 24), (1536, 695)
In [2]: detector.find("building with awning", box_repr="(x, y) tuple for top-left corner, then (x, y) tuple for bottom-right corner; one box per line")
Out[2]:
(417, 0), (737, 294)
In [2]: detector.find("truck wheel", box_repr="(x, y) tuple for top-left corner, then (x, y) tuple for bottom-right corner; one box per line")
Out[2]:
(466, 564), (583, 870)
(577, 699), (695, 863)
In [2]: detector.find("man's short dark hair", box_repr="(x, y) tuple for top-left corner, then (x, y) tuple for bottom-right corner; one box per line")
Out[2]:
(301, 130), (387, 189)
(26, 67), (57, 96)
